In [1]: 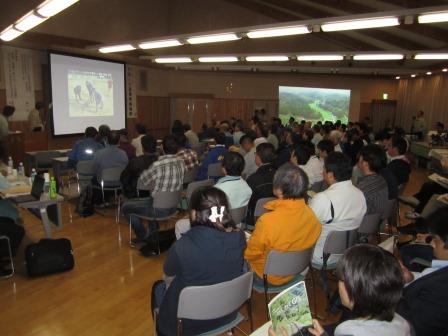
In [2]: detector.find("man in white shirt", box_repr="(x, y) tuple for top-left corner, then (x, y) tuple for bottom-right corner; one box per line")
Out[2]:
(310, 152), (367, 265)
(28, 102), (44, 131)
(240, 135), (257, 179)
(303, 139), (334, 186)
(131, 123), (147, 156)
(183, 123), (199, 148)
(330, 130), (343, 152)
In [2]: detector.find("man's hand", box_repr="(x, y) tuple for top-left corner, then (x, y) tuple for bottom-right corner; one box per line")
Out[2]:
(308, 319), (325, 336)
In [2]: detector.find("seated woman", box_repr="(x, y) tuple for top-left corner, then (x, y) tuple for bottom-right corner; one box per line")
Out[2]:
(152, 187), (246, 336)
(308, 244), (410, 336)
(245, 164), (321, 286)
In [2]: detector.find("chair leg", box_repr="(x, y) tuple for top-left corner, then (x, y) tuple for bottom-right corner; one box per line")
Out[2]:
(0, 237), (14, 279)
(247, 298), (254, 332)
(177, 319), (183, 336)
(263, 275), (269, 320)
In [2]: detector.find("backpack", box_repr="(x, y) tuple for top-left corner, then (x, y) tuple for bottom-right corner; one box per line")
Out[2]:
(76, 184), (94, 217)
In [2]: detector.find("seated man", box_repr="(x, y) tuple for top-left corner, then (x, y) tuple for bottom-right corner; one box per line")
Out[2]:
(196, 132), (227, 181)
(183, 123), (199, 148)
(401, 179), (447, 219)
(301, 139), (334, 187)
(131, 123), (147, 157)
(387, 135), (411, 186)
(356, 144), (389, 216)
(122, 135), (185, 244)
(245, 164), (321, 286)
(310, 152), (367, 266)
(175, 151), (252, 239)
(175, 133), (198, 171)
(245, 143), (276, 226)
(398, 208), (448, 336)
(67, 127), (103, 168)
(240, 135), (257, 179)
(118, 128), (136, 159)
(120, 135), (158, 199)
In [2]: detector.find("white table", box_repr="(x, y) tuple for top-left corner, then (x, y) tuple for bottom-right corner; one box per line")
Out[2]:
(429, 148), (448, 171)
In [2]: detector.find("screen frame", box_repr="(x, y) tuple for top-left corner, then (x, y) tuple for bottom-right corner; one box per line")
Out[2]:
(48, 50), (127, 138)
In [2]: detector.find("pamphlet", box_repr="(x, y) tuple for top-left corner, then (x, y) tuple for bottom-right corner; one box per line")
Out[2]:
(268, 281), (312, 335)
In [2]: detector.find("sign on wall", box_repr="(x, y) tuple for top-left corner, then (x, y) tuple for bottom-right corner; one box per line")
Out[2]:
(126, 64), (138, 118)
(2, 46), (35, 121)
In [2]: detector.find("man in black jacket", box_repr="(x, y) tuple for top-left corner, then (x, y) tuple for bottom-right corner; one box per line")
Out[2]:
(246, 143), (276, 227)
(387, 135), (411, 186)
(398, 208), (448, 336)
(120, 135), (158, 199)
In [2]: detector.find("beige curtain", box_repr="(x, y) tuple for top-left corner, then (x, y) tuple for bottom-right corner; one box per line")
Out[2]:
(396, 74), (448, 133)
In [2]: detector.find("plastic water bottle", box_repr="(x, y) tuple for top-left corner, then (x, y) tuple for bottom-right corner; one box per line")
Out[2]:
(7, 156), (13, 176)
(43, 173), (50, 195)
(30, 168), (37, 184)
(18, 162), (25, 178)
(49, 177), (57, 199)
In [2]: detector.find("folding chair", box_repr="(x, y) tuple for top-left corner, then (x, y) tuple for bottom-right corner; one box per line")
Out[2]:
(253, 197), (275, 218)
(92, 166), (124, 221)
(229, 205), (248, 228)
(207, 163), (224, 179)
(182, 179), (214, 209)
(358, 213), (381, 243)
(252, 247), (314, 319)
(76, 160), (95, 189)
(0, 235), (14, 279)
(155, 272), (254, 336)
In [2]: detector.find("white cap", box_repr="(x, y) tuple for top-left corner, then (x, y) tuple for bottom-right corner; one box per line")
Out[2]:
(44, 172), (50, 182)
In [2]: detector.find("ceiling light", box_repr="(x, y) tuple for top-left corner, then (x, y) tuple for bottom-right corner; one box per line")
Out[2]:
(297, 55), (344, 61)
(0, 25), (24, 41)
(138, 39), (182, 49)
(443, 68), (448, 72)
(426, 71), (432, 75)
(353, 54), (404, 60)
(418, 11), (448, 24)
(198, 57), (238, 63)
(37, 0), (78, 17)
(99, 44), (135, 53)
(15, 11), (47, 32)
(414, 53), (448, 60)
(154, 57), (193, 63)
(395, 76), (400, 79)
(321, 16), (399, 32)
(247, 25), (309, 38)
(186, 33), (240, 44)
(411, 74), (416, 77)
(246, 56), (289, 62)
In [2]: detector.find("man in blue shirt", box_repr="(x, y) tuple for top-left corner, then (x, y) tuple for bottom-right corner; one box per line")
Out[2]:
(196, 132), (227, 181)
(68, 127), (103, 168)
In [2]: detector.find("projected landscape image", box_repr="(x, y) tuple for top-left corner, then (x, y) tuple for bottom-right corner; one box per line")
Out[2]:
(279, 86), (350, 125)
(68, 70), (114, 117)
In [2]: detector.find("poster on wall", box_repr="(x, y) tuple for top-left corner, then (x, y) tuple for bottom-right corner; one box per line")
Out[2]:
(2, 46), (35, 121)
(126, 64), (138, 118)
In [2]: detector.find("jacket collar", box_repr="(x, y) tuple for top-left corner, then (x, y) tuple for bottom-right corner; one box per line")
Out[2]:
(264, 198), (305, 211)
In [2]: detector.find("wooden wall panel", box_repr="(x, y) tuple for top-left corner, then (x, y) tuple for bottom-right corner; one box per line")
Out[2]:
(135, 96), (170, 139)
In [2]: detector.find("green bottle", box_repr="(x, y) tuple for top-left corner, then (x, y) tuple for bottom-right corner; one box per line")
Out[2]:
(49, 176), (57, 199)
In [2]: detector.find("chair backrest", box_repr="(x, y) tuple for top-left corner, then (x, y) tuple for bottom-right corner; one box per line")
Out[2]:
(177, 272), (253, 320)
(229, 205), (248, 226)
(323, 229), (358, 255)
(183, 166), (198, 185)
(136, 178), (152, 196)
(192, 143), (206, 156)
(153, 190), (181, 210)
(358, 213), (381, 235)
(254, 197), (275, 217)
(310, 181), (323, 193)
(185, 179), (214, 203)
(207, 162), (224, 178)
(76, 160), (94, 176)
(35, 151), (62, 168)
(100, 166), (124, 187)
(264, 247), (314, 276)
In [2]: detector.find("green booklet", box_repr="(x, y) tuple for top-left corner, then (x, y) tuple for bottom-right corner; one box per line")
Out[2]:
(268, 281), (313, 335)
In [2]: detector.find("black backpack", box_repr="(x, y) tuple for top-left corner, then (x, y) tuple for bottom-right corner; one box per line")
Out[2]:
(76, 184), (94, 217)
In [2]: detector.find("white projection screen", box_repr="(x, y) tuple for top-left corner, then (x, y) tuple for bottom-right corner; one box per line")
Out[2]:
(279, 86), (351, 125)
(50, 53), (126, 136)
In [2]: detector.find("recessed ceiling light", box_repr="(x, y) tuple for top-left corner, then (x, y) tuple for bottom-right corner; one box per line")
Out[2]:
(395, 76), (400, 79)
(99, 44), (135, 53)
(154, 57), (193, 63)
(186, 33), (240, 44)
(198, 57), (239, 63)
(353, 54), (404, 60)
(246, 56), (289, 62)
(37, 0), (79, 17)
(0, 25), (24, 41)
(297, 55), (344, 61)
(321, 17), (399, 32)
(15, 11), (47, 32)
(426, 71), (432, 75)
(418, 11), (448, 24)
(411, 74), (417, 77)
(247, 25), (309, 38)
(443, 68), (448, 72)
(414, 53), (448, 60)
(139, 39), (182, 49)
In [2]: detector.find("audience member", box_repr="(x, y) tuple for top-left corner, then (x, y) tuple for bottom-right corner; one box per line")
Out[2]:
(245, 164), (321, 285)
(96, 124), (111, 147)
(312, 125), (323, 146)
(375, 129), (392, 150)
(118, 128), (136, 159)
(254, 123), (268, 147)
(240, 135), (258, 179)
(171, 119), (184, 135)
(196, 132), (227, 181)
(246, 143), (276, 226)
(152, 187), (245, 336)
(120, 135), (158, 199)
(233, 121), (245, 147)
(68, 126), (103, 168)
(267, 125), (279, 150)
(290, 145), (312, 185)
(343, 128), (364, 166)
(0, 105), (15, 138)
(303, 139), (334, 187)
(131, 123), (147, 156)
(310, 152), (367, 266)
(123, 135), (185, 244)
(387, 135), (411, 185)
(175, 133), (198, 171)
(183, 123), (199, 148)
(330, 130), (343, 152)
(356, 145), (389, 216)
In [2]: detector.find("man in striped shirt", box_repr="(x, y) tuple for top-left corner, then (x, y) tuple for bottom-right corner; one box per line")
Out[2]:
(122, 135), (186, 244)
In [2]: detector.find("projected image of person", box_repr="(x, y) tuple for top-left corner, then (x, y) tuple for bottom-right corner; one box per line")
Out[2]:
(74, 85), (82, 101)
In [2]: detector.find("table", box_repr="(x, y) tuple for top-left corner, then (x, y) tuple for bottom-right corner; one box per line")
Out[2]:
(410, 142), (448, 167)
(25, 148), (71, 174)
(429, 149), (448, 173)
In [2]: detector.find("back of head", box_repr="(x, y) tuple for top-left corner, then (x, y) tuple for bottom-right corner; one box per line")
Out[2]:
(108, 131), (120, 145)
(375, 129), (391, 142)
(98, 124), (111, 138)
(118, 128), (129, 138)
(3, 105), (15, 117)
(273, 163), (308, 199)
(183, 123), (191, 132)
(317, 139), (335, 155)
(427, 208), (448, 248)
(257, 124), (268, 138)
(337, 244), (403, 321)
(222, 151), (245, 176)
(174, 133), (187, 149)
(214, 132), (226, 145)
(256, 143), (276, 164)
(292, 145), (311, 165)
(391, 135), (407, 155)
(141, 135), (157, 154)
(359, 144), (387, 173)
(162, 134), (178, 155)
(325, 152), (352, 182)
(135, 123), (147, 135)
(190, 187), (236, 231)
(85, 126), (98, 138)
